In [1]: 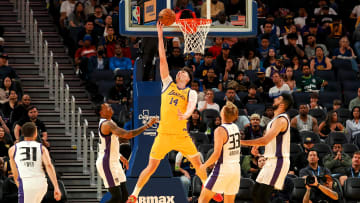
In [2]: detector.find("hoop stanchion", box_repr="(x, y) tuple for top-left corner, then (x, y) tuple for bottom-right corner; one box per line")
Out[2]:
(176, 18), (212, 54)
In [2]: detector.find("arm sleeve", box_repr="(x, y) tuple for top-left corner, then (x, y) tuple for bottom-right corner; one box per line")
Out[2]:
(175, 152), (183, 168)
(161, 76), (173, 92)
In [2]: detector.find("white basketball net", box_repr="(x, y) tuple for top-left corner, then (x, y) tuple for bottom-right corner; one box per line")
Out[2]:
(176, 19), (212, 54)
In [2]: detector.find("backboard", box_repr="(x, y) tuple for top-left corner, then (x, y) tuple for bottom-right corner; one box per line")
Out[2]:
(119, 0), (257, 37)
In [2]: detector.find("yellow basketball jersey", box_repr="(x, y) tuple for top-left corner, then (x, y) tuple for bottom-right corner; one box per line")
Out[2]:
(157, 81), (190, 135)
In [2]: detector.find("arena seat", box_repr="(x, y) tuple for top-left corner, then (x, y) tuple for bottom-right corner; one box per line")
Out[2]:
(332, 59), (353, 72)
(201, 109), (220, 125)
(344, 178), (360, 202)
(325, 131), (347, 146)
(245, 70), (256, 82)
(292, 92), (310, 107)
(190, 132), (210, 146)
(235, 178), (255, 202)
(290, 143), (303, 161)
(291, 178), (306, 202)
(344, 91), (357, 107)
(336, 108), (352, 125)
(197, 144), (213, 159)
(287, 108), (299, 119)
(337, 70), (358, 81)
(300, 131), (321, 144)
(342, 143), (359, 158)
(342, 81), (360, 92)
(191, 176), (202, 198)
(97, 80), (114, 98)
(324, 81), (341, 93)
(319, 92), (341, 110)
(246, 103), (265, 115)
(308, 108), (326, 124)
(315, 70), (335, 81)
(313, 143), (332, 161)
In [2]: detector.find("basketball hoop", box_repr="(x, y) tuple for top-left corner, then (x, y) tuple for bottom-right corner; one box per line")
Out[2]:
(176, 18), (212, 54)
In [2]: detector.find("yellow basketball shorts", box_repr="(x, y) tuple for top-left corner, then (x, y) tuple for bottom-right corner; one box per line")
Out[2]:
(150, 133), (198, 160)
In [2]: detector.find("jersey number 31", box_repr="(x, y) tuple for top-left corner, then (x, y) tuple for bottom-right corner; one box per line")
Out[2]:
(20, 147), (37, 161)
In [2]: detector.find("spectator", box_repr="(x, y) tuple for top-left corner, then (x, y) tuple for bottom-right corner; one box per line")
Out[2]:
(300, 149), (331, 177)
(283, 66), (296, 91)
(197, 89), (220, 112)
(256, 34), (271, 60)
(218, 87), (243, 110)
(243, 113), (264, 141)
(1, 90), (17, 128)
(234, 114), (250, 134)
(257, 21), (280, 50)
(14, 106), (49, 147)
(88, 45), (109, 76)
(0, 53), (18, 80)
(319, 111), (345, 140)
(202, 68), (222, 91)
(262, 48), (276, 71)
(314, 0), (337, 15)
(332, 99), (342, 111)
(253, 70), (274, 95)
(291, 104), (319, 133)
(167, 47), (185, 70)
(104, 26), (117, 58)
(260, 105), (274, 128)
(323, 143), (352, 175)
(88, 5), (106, 36)
(307, 92), (325, 110)
(296, 64), (327, 93)
(303, 174), (339, 203)
(332, 36), (358, 73)
(310, 46), (332, 73)
(222, 58), (237, 84)
(188, 109), (207, 133)
(190, 81), (205, 102)
(11, 94), (31, 125)
(282, 24), (303, 46)
(351, 3), (360, 19)
(268, 72), (290, 99)
(265, 56), (286, 78)
(294, 8), (308, 29)
(291, 135), (315, 175)
(250, 156), (266, 181)
(68, 2), (86, 43)
(208, 115), (221, 143)
(187, 53), (202, 74)
(238, 49), (260, 71)
(212, 11), (231, 26)
(345, 106), (360, 144)
(174, 0), (194, 12)
(194, 51), (215, 80)
(280, 33), (305, 60)
(0, 37), (4, 53)
(201, 0), (224, 19)
(242, 84), (262, 106)
(241, 147), (261, 177)
(103, 15), (113, 37)
(215, 43), (231, 76)
(109, 44), (132, 71)
(175, 151), (202, 202)
(291, 55), (302, 71)
(0, 76), (14, 104)
(259, 15), (281, 37)
(84, 0), (107, 16)
(304, 34), (329, 60)
(349, 88), (360, 111)
(77, 21), (98, 47)
(59, 0), (77, 28)
(234, 71), (250, 92)
(327, 18), (345, 40)
(339, 151), (360, 186)
(106, 75), (130, 105)
(208, 37), (223, 59)
(225, 0), (245, 16)
(74, 35), (96, 77)
(0, 126), (12, 157)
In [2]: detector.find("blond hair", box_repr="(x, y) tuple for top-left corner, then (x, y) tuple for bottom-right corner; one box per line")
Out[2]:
(223, 101), (238, 123)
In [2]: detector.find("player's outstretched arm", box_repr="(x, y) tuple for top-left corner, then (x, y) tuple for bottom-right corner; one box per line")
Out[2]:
(42, 146), (62, 201)
(201, 127), (227, 169)
(105, 118), (158, 139)
(240, 117), (287, 146)
(157, 21), (170, 80)
(8, 146), (19, 187)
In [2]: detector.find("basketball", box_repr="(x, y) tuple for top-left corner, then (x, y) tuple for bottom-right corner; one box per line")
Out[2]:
(158, 8), (176, 26)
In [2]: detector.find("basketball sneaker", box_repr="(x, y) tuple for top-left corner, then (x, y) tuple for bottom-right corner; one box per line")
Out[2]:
(126, 195), (137, 203)
(201, 185), (223, 202)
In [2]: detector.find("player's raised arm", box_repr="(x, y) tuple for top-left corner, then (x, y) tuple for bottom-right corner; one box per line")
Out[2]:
(240, 117), (288, 146)
(8, 146), (19, 187)
(41, 146), (62, 201)
(103, 118), (158, 139)
(157, 21), (169, 79)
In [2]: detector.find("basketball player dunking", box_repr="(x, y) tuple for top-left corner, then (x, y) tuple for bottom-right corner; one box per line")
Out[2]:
(240, 93), (293, 203)
(8, 122), (62, 203)
(96, 103), (157, 203)
(126, 22), (223, 203)
(198, 102), (241, 203)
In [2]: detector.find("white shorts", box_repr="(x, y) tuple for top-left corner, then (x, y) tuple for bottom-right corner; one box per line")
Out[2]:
(96, 154), (126, 188)
(256, 157), (290, 190)
(18, 178), (48, 203)
(204, 164), (240, 195)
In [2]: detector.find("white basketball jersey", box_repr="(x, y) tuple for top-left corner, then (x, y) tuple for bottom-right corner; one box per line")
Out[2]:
(218, 123), (241, 164)
(14, 141), (45, 179)
(263, 113), (290, 159)
(98, 119), (120, 161)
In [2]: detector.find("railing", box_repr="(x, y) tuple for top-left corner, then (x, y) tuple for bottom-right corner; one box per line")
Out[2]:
(54, 63), (59, 111)
(71, 96), (76, 146)
(75, 107), (82, 152)
(43, 41), (49, 87)
(90, 131), (96, 186)
(82, 119), (89, 174)
(97, 149), (102, 200)
(49, 51), (54, 99)
(59, 73), (64, 122)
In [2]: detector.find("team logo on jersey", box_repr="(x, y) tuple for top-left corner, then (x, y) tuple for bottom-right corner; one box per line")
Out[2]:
(138, 109), (160, 136)
(168, 90), (185, 100)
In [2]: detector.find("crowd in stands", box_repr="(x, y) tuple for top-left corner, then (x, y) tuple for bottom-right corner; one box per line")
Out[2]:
(41, 0), (360, 202)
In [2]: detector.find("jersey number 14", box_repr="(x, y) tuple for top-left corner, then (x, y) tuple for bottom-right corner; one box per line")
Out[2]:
(169, 97), (178, 106)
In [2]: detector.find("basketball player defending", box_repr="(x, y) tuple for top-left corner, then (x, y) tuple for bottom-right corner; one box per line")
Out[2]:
(240, 93), (293, 203)
(198, 102), (241, 203)
(96, 103), (157, 203)
(8, 122), (62, 203)
(126, 22), (223, 203)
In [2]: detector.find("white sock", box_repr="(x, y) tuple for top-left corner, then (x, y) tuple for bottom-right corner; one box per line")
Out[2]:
(132, 186), (142, 197)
